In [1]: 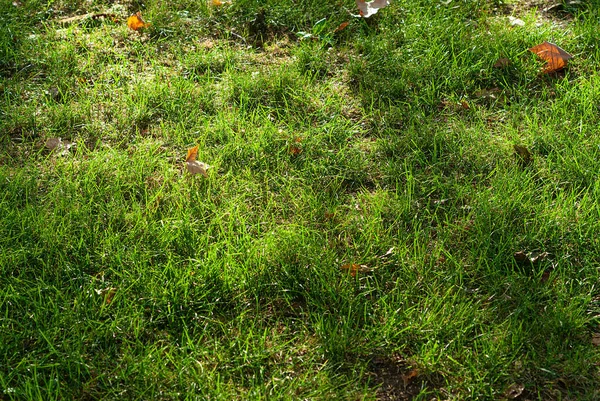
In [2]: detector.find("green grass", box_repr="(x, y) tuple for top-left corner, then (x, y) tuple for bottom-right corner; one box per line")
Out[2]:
(1, 0), (600, 399)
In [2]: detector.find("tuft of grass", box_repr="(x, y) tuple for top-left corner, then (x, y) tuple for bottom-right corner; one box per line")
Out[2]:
(1, 0), (599, 400)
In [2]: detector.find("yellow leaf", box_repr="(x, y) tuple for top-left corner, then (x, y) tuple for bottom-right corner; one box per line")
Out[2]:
(127, 12), (150, 31)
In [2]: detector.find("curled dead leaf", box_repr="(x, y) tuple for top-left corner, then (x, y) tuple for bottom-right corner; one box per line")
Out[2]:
(592, 333), (600, 346)
(529, 41), (572, 74)
(356, 0), (390, 18)
(127, 12), (150, 31)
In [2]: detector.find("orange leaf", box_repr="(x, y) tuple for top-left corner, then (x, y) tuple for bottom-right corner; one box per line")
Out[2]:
(356, 0), (390, 18)
(335, 21), (350, 32)
(127, 12), (150, 31)
(341, 263), (360, 277)
(529, 41), (572, 73)
(186, 145), (199, 162)
(340, 263), (370, 277)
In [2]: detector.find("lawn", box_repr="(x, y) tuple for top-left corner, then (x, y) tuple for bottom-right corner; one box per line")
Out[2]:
(1, 0), (599, 399)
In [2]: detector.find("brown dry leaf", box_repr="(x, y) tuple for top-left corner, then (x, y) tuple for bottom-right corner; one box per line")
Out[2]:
(401, 368), (419, 387)
(592, 333), (600, 346)
(186, 160), (210, 177)
(335, 21), (350, 32)
(514, 145), (533, 166)
(95, 287), (117, 305)
(504, 383), (525, 399)
(494, 58), (510, 68)
(45, 137), (75, 155)
(514, 251), (528, 263)
(529, 41), (572, 73)
(127, 12), (150, 31)
(356, 0), (390, 18)
(45, 137), (63, 150)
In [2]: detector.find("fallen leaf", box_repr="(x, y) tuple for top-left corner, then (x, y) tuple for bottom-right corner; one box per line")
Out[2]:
(335, 21), (350, 32)
(186, 145), (199, 162)
(504, 383), (525, 399)
(514, 250), (551, 265)
(340, 263), (370, 277)
(540, 268), (552, 283)
(185, 145), (210, 176)
(186, 160), (210, 177)
(514, 145), (533, 166)
(45, 137), (75, 155)
(529, 41), (572, 73)
(127, 12), (150, 31)
(514, 251), (528, 263)
(211, 0), (223, 5)
(592, 333), (600, 346)
(508, 16), (525, 27)
(45, 137), (63, 150)
(401, 368), (419, 387)
(493, 58), (510, 68)
(356, 0), (390, 18)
